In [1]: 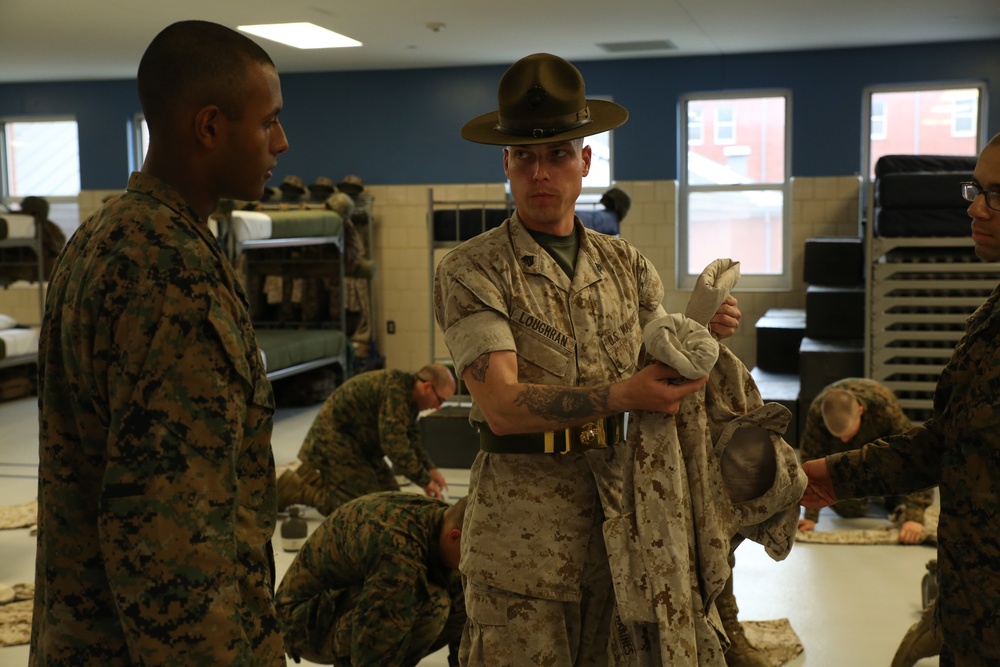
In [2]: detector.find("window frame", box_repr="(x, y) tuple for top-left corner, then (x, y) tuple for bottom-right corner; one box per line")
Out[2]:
(678, 90), (792, 291)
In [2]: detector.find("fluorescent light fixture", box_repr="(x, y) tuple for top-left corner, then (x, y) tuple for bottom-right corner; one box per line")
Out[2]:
(238, 22), (362, 49)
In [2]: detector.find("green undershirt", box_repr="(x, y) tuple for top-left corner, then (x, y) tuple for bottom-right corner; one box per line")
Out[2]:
(527, 228), (579, 278)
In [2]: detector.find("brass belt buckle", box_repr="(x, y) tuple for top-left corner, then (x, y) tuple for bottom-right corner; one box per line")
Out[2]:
(579, 419), (608, 449)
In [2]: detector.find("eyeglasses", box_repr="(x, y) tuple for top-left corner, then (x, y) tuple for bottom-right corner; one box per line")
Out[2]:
(416, 375), (448, 405)
(960, 182), (1000, 212)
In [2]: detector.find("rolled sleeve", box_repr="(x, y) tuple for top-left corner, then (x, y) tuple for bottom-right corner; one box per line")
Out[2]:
(442, 310), (516, 376)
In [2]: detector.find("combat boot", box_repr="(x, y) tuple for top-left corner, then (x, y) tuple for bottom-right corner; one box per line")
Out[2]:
(717, 576), (770, 667)
(891, 599), (942, 667)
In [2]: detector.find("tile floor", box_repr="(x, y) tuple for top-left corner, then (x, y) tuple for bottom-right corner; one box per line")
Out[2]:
(0, 394), (938, 666)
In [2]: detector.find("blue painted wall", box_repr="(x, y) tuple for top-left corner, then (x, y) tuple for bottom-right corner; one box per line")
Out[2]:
(1, 38), (997, 190)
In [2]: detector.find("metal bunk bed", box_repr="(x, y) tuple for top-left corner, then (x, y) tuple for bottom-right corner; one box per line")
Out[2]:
(864, 154), (1000, 421)
(426, 187), (514, 398)
(216, 202), (351, 383)
(0, 211), (45, 372)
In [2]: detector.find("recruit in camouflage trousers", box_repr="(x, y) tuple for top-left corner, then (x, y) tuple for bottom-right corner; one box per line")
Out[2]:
(826, 285), (1000, 664)
(295, 368), (436, 513)
(275, 492), (465, 666)
(31, 171), (284, 666)
(800, 378), (932, 524)
(434, 211), (667, 664)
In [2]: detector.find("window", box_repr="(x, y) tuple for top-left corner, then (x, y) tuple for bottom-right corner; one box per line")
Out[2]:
(1, 117), (81, 235)
(132, 113), (149, 170)
(714, 106), (736, 145)
(952, 93), (976, 138)
(688, 108), (704, 145)
(679, 93), (791, 290)
(580, 95), (618, 191)
(1, 118), (80, 197)
(870, 99), (887, 140)
(582, 130), (612, 191)
(863, 85), (984, 180)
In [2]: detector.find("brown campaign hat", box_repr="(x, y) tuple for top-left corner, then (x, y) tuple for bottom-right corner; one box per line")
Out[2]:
(461, 53), (628, 146)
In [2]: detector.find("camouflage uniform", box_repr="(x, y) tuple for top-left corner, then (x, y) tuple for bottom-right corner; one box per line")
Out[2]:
(31, 172), (284, 666)
(275, 492), (465, 666)
(800, 378), (931, 524)
(295, 369), (435, 513)
(434, 212), (666, 665)
(826, 287), (1000, 664)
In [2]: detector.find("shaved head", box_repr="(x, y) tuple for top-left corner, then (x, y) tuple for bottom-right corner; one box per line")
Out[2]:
(138, 20), (275, 130)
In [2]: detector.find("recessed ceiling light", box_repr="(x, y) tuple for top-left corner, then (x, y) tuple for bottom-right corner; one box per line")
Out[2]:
(238, 22), (362, 49)
(596, 40), (677, 53)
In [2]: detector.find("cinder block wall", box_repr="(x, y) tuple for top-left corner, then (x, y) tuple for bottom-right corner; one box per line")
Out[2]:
(369, 175), (862, 373)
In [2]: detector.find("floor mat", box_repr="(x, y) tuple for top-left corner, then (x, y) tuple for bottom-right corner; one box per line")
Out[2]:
(743, 618), (804, 666)
(796, 505), (940, 546)
(0, 500), (36, 530)
(0, 583), (33, 647)
(796, 526), (902, 545)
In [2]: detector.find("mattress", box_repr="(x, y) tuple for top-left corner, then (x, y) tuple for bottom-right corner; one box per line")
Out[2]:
(231, 210), (345, 244)
(874, 154), (978, 177)
(255, 328), (347, 375)
(875, 171), (972, 209)
(0, 213), (36, 240)
(0, 326), (39, 360)
(874, 207), (972, 237)
(873, 154), (978, 237)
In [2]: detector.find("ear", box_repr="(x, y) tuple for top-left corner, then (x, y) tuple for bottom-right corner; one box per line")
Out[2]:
(581, 144), (592, 177)
(194, 106), (224, 148)
(448, 528), (461, 545)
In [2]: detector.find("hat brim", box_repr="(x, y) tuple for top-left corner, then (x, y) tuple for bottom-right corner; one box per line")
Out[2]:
(461, 99), (628, 146)
(337, 183), (364, 194)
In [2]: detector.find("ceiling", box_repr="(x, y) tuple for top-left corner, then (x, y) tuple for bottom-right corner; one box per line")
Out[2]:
(2, 0), (999, 84)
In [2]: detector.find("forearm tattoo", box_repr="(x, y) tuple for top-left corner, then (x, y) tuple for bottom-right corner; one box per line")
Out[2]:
(469, 355), (490, 383)
(513, 384), (611, 422)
